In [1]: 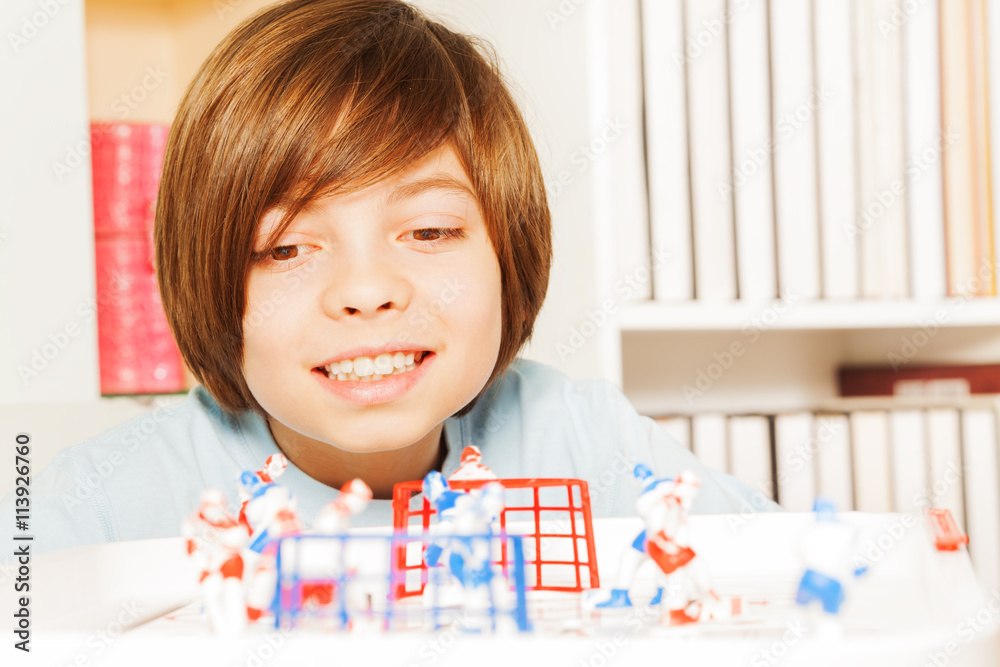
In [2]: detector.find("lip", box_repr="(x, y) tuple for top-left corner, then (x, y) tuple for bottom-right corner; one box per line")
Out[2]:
(313, 351), (436, 406)
(316, 344), (433, 368)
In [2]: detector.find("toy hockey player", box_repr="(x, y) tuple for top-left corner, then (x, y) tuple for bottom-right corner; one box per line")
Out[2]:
(244, 505), (304, 622)
(237, 453), (288, 530)
(240, 468), (297, 554)
(448, 445), (498, 481)
(300, 479), (375, 614)
(422, 471), (506, 624)
(795, 497), (867, 636)
(181, 488), (250, 635)
(590, 465), (717, 624)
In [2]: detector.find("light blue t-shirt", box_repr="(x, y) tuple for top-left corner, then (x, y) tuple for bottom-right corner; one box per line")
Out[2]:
(1, 359), (776, 554)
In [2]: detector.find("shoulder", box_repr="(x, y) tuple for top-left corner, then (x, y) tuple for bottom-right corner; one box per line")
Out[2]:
(481, 357), (621, 416)
(8, 387), (265, 553)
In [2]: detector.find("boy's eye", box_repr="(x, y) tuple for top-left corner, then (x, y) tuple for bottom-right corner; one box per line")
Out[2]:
(408, 228), (467, 243)
(270, 245), (300, 261)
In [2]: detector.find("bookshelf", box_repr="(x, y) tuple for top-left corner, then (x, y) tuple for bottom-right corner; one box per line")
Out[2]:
(5, 0), (1000, 465)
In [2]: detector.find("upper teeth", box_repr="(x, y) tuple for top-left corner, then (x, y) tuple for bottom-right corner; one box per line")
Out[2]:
(326, 352), (417, 378)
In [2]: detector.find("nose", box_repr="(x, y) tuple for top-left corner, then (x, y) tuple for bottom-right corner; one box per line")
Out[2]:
(320, 248), (413, 320)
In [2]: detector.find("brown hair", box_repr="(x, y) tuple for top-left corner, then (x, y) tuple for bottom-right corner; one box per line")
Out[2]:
(156, 0), (551, 416)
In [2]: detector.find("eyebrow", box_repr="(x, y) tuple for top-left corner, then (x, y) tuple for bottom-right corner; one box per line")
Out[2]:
(379, 174), (478, 209)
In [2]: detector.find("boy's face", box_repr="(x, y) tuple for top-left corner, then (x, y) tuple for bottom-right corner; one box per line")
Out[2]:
(242, 144), (503, 457)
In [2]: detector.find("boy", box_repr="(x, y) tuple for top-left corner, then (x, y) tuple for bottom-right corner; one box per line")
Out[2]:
(2, 0), (773, 554)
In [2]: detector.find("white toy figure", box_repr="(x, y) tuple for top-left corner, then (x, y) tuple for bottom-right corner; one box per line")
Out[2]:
(245, 506), (304, 622)
(422, 471), (506, 624)
(448, 445), (498, 481)
(181, 489), (250, 635)
(300, 479), (375, 615)
(589, 465), (717, 624)
(241, 469), (297, 553)
(238, 454), (288, 530)
(795, 497), (867, 637)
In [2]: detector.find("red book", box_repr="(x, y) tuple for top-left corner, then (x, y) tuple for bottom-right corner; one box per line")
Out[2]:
(91, 123), (182, 395)
(838, 364), (1000, 398)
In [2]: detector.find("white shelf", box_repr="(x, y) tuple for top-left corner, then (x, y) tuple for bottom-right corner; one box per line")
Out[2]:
(619, 297), (1000, 331)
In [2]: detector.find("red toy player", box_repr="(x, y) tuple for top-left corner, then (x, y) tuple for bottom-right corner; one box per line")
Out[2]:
(448, 445), (498, 481)
(245, 506), (304, 622)
(181, 488), (251, 635)
(238, 453), (288, 530)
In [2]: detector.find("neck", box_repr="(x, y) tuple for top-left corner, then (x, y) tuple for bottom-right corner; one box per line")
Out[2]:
(266, 418), (447, 499)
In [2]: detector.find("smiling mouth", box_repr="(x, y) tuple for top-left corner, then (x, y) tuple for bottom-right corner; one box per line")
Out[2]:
(315, 351), (432, 382)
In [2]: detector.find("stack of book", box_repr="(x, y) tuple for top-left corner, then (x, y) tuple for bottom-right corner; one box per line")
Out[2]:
(642, 0), (998, 301)
(91, 122), (183, 395)
(653, 407), (1000, 591)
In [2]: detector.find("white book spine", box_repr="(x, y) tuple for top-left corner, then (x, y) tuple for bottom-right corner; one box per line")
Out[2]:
(769, 0), (821, 300)
(989, 0), (1000, 297)
(815, 414), (854, 511)
(850, 410), (893, 512)
(653, 415), (692, 450)
(692, 412), (729, 474)
(813, 0), (859, 300)
(888, 409), (928, 513)
(728, 414), (774, 500)
(773, 412), (816, 511)
(926, 408), (965, 529)
(727, 0), (776, 300)
(857, 0), (910, 299)
(641, 0), (693, 300)
(903, 0), (947, 299)
(684, 0), (737, 300)
(961, 409), (1000, 593)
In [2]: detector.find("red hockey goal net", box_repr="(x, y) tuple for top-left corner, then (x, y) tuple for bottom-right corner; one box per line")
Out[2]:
(390, 478), (600, 599)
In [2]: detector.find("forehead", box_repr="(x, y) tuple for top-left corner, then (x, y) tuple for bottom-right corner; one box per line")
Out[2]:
(257, 144), (478, 236)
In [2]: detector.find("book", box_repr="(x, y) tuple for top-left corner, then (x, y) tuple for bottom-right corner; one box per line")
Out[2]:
(728, 414), (774, 500)
(940, 0), (991, 296)
(684, 0), (737, 300)
(888, 409), (928, 513)
(813, 0), (858, 300)
(850, 410), (893, 512)
(773, 412), (815, 511)
(692, 412), (729, 474)
(989, 0), (1000, 296)
(91, 122), (183, 395)
(727, 0), (776, 300)
(838, 363), (1000, 397)
(769, 0), (821, 300)
(641, 0), (693, 300)
(814, 413), (854, 511)
(902, 0), (947, 299)
(926, 408), (965, 529)
(653, 415), (692, 450)
(960, 409), (1000, 592)
(969, 0), (996, 296)
(855, 0), (909, 299)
